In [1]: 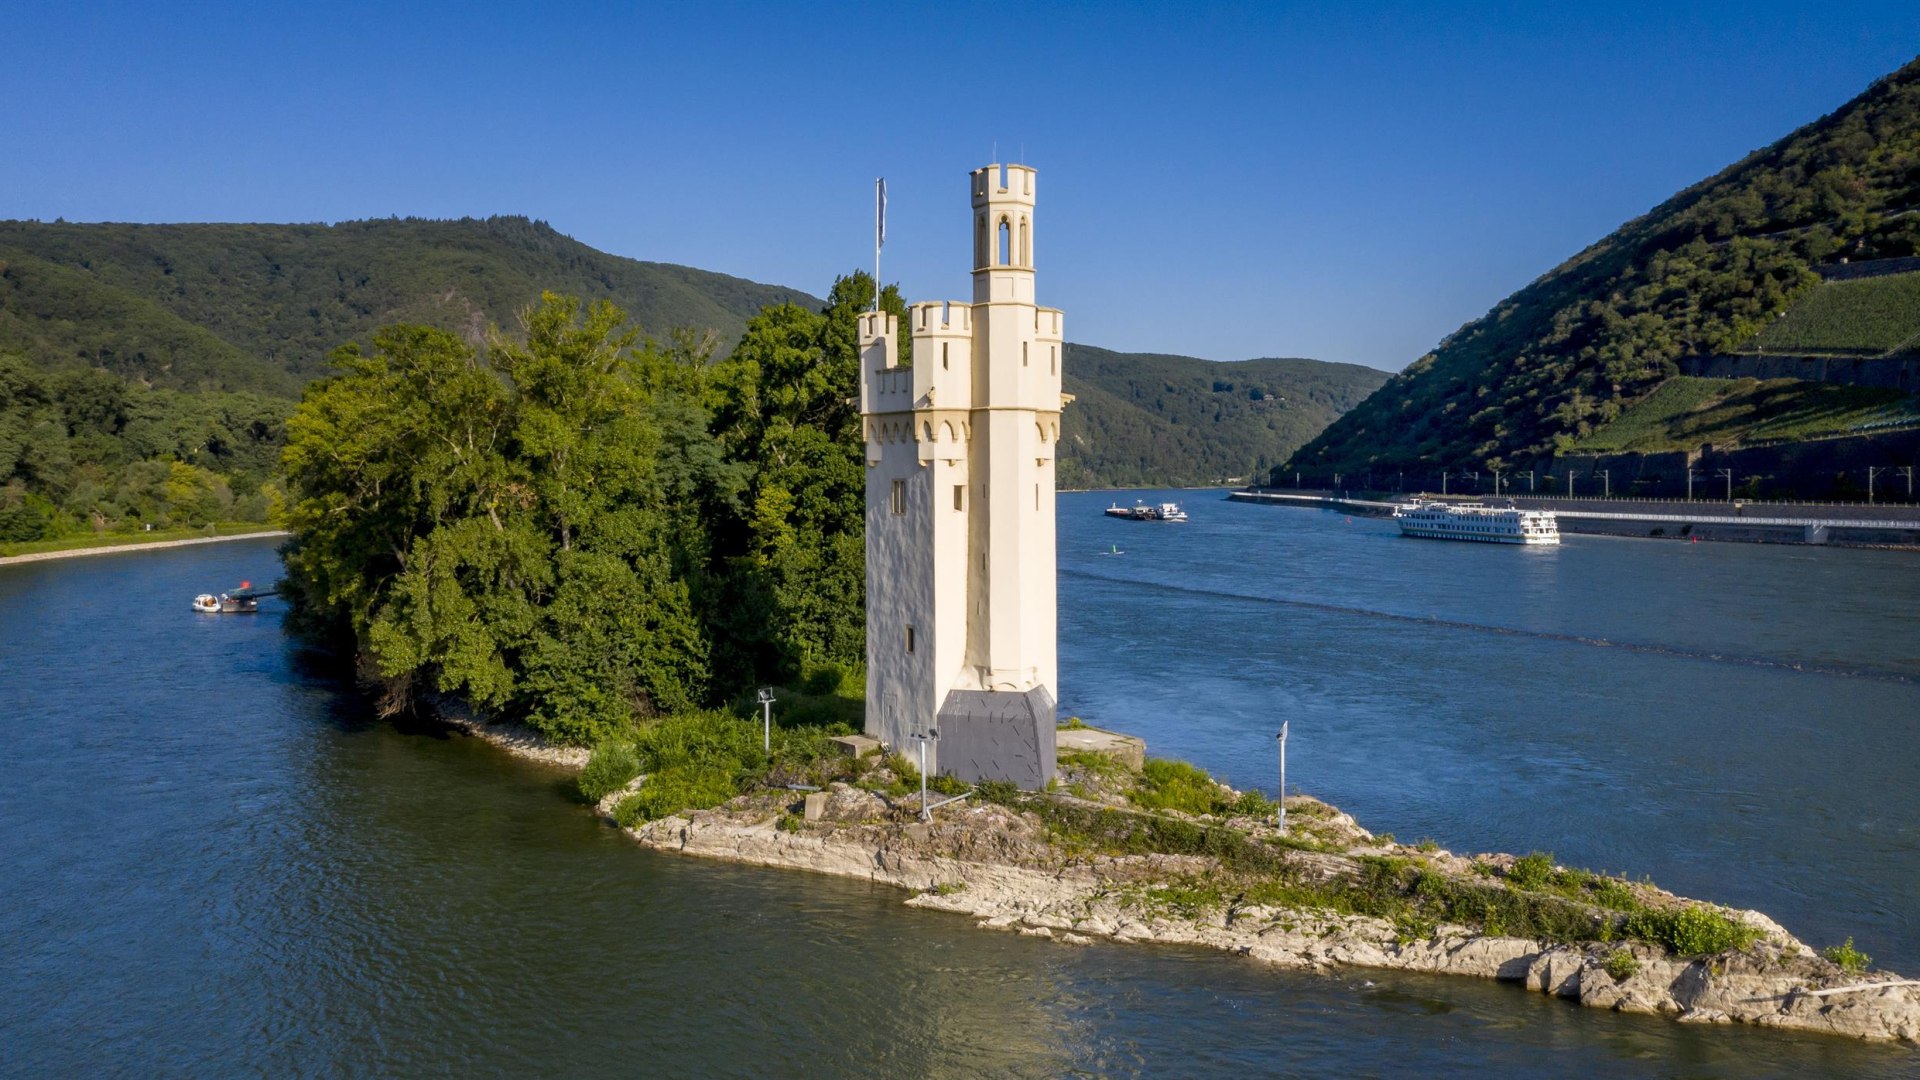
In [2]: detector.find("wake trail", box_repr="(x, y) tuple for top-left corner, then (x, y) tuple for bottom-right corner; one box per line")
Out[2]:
(1061, 566), (1918, 686)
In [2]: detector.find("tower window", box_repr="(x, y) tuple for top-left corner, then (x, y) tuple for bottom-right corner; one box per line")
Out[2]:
(1022, 342), (1028, 367)
(953, 484), (965, 510)
(1051, 345), (1057, 374)
(890, 479), (905, 515)
(905, 626), (916, 654)
(998, 218), (1010, 266)
(942, 342), (949, 370)
(1035, 484), (1040, 510)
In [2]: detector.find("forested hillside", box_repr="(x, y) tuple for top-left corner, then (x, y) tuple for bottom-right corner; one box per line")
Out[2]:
(0, 216), (820, 393)
(0, 355), (286, 541)
(1058, 345), (1387, 487)
(1288, 55), (1920, 478)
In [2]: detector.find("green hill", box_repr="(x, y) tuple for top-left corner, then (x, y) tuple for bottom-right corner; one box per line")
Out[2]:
(0, 216), (1382, 495)
(1059, 344), (1389, 488)
(0, 216), (822, 393)
(1286, 55), (1920, 479)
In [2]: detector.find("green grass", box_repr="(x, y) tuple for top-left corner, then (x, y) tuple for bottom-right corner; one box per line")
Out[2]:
(1568, 376), (1919, 453)
(0, 521), (280, 559)
(1742, 271), (1920, 357)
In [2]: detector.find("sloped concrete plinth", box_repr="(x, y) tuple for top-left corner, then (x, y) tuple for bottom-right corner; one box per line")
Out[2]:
(937, 686), (1056, 789)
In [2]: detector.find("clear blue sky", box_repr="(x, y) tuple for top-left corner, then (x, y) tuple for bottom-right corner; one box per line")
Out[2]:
(4, 2), (1918, 371)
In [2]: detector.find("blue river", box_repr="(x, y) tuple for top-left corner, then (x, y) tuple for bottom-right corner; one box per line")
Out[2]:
(3, 492), (1916, 1077)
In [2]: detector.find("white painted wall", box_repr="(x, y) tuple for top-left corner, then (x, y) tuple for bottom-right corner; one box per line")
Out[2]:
(861, 164), (1065, 775)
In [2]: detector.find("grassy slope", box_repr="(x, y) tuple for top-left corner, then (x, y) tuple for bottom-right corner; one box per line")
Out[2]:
(1286, 56), (1920, 476)
(1742, 270), (1920, 357)
(1565, 376), (1920, 453)
(0, 216), (823, 393)
(1060, 344), (1389, 487)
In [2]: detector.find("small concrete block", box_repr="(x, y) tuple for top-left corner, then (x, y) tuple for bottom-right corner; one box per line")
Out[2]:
(832, 734), (882, 758)
(1056, 726), (1147, 771)
(803, 791), (830, 822)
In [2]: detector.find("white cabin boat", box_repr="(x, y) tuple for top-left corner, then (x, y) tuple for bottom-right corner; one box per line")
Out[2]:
(1392, 499), (1559, 545)
(1104, 501), (1188, 522)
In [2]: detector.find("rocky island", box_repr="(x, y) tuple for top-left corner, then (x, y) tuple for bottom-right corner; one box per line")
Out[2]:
(452, 709), (1920, 1046)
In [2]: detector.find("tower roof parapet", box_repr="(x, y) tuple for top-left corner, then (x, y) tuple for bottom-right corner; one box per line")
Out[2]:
(971, 163), (1035, 208)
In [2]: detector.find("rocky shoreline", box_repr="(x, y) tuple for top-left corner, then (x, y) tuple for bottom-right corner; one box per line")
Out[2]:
(450, 711), (1920, 1045)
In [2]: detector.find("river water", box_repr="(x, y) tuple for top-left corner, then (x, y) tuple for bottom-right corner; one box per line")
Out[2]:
(3, 496), (1916, 1077)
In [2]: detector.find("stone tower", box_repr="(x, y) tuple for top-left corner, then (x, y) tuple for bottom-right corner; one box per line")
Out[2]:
(858, 163), (1068, 789)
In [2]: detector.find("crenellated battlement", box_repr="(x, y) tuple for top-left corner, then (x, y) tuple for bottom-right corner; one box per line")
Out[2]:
(908, 301), (974, 335)
(971, 163), (1035, 207)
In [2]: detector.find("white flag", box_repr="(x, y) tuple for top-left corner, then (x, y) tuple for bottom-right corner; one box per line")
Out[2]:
(876, 177), (887, 250)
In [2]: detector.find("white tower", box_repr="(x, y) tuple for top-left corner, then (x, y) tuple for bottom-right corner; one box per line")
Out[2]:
(859, 163), (1068, 788)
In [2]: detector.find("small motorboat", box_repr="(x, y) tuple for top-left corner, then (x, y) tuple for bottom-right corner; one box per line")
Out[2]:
(191, 580), (274, 613)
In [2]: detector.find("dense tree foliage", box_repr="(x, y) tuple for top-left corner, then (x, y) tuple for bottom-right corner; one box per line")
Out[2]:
(282, 278), (905, 744)
(0, 353), (285, 542)
(1289, 56), (1920, 477)
(1057, 345), (1387, 487)
(0, 216), (822, 393)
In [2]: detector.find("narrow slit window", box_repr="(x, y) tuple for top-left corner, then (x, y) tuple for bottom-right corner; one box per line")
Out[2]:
(942, 342), (949, 370)
(1022, 342), (1029, 367)
(1050, 346), (1057, 374)
(890, 479), (905, 515)
(953, 484), (964, 511)
(905, 626), (916, 654)
(1034, 484), (1040, 511)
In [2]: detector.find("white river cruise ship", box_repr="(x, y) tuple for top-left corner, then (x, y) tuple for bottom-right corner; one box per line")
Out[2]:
(1392, 499), (1560, 545)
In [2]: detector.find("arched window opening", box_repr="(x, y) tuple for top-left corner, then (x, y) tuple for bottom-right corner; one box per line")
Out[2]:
(997, 218), (1011, 266)
(1019, 218), (1029, 266)
(975, 215), (989, 267)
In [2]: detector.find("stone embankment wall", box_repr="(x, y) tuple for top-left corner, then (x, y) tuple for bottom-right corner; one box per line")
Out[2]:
(1549, 428), (1920, 504)
(1678, 353), (1919, 390)
(1233, 490), (1920, 546)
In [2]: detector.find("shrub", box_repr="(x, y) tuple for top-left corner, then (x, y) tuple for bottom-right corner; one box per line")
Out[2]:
(1603, 948), (1641, 981)
(1624, 906), (1760, 956)
(1588, 878), (1638, 911)
(1508, 851), (1555, 889)
(1136, 758), (1228, 815)
(578, 741), (641, 802)
(612, 764), (741, 825)
(1824, 938), (1871, 975)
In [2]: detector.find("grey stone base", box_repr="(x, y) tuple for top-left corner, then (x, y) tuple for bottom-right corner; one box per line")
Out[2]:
(935, 686), (1056, 790)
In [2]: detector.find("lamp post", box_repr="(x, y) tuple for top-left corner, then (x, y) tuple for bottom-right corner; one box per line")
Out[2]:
(1441, 471), (1449, 496)
(1275, 722), (1289, 835)
(910, 727), (939, 821)
(1869, 466), (1887, 505)
(1686, 468), (1697, 501)
(1599, 469), (1610, 500)
(1900, 466), (1914, 500)
(1520, 470), (1535, 493)
(1717, 468), (1734, 501)
(757, 688), (775, 753)
(1492, 469), (1503, 497)
(1567, 471), (1576, 498)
